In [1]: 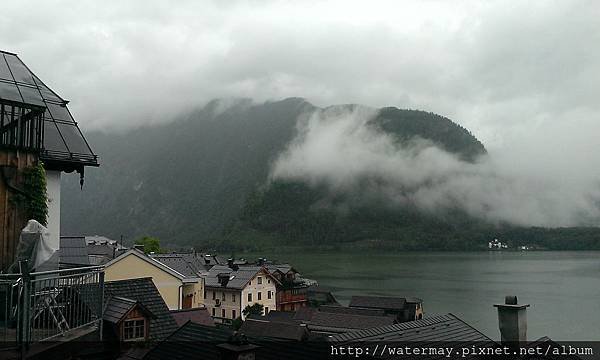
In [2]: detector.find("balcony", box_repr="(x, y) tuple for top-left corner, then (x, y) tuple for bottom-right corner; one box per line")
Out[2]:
(0, 261), (104, 353)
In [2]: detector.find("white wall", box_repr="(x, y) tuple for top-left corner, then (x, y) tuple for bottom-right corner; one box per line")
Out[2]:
(45, 170), (61, 251)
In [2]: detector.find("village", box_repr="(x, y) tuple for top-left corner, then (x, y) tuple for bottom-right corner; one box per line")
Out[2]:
(0, 48), (593, 360)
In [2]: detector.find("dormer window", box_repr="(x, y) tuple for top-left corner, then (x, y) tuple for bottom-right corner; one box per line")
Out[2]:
(123, 319), (146, 341)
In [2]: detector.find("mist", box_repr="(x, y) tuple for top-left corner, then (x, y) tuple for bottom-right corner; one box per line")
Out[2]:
(271, 107), (600, 227)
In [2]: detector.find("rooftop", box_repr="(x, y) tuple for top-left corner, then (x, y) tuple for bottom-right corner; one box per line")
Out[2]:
(104, 277), (178, 341)
(0, 50), (98, 170)
(103, 296), (155, 324)
(170, 308), (215, 327)
(239, 319), (309, 341)
(349, 295), (423, 310)
(328, 313), (492, 343)
(204, 265), (276, 290)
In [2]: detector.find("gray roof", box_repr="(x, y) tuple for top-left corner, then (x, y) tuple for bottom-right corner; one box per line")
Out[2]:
(105, 277), (178, 341)
(328, 313), (492, 343)
(170, 308), (215, 327)
(204, 265), (273, 290)
(349, 295), (413, 310)
(307, 311), (395, 332)
(150, 254), (203, 277)
(239, 319), (308, 341)
(58, 236), (90, 267)
(318, 305), (386, 317)
(103, 296), (154, 324)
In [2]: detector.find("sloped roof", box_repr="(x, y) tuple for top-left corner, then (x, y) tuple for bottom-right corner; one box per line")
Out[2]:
(349, 295), (408, 310)
(318, 305), (386, 317)
(104, 277), (178, 341)
(103, 296), (155, 324)
(0, 50), (98, 167)
(170, 308), (215, 327)
(239, 319), (308, 341)
(204, 265), (276, 290)
(328, 313), (492, 343)
(59, 236), (90, 267)
(105, 249), (190, 281)
(307, 311), (395, 333)
(150, 253), (207, 277)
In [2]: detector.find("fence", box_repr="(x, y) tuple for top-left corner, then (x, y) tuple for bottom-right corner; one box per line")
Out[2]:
(0, 262), (104, 350)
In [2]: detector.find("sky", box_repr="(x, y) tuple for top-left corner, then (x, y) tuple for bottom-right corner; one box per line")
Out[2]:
(2, 0), (600, 226)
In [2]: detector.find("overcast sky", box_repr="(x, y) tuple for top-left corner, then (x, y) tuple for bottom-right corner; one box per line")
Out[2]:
(2, 1), (600, 184)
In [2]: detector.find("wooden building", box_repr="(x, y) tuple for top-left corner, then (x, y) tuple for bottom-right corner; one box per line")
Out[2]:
(0, 50), (98, 271)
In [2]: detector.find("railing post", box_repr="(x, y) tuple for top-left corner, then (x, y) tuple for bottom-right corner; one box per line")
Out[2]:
(19, 260), (31, 355)
(98, 270), (104, 341)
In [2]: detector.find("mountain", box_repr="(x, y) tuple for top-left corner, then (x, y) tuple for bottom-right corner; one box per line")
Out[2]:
(62, 98), (599, 251)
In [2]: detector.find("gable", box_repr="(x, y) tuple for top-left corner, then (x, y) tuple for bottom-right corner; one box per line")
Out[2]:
(105, 251), (181, 283)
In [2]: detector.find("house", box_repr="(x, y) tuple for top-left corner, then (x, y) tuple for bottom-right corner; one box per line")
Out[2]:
(103, 296), (156, 342)
(204, 265), (278, 323)
(170, 308), (215, 327)
(0, 49), (98, 271)
(306, 285), (339, 307)
(104, 277), (179, 341)
(85, 235), (127, 265)
(264, 263), (312, 311)
(349, 295), (424, 321)
(104, 249), (205, 310)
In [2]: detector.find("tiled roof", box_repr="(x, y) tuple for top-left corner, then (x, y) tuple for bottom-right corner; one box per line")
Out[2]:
(170, 308), (215, 327)
(104, 277), (178, 341)
(204, 265), (273, 290)
(328, 313), (492, 343)
(247, 310), (297, 323)
(307, 311), (395, 333)
(58, 236), (90, 267)
(349, 295), (409, 310)
(318, 305), (386, 317)
(103, 296), (154, 324)
(150, 254), (202, 278)
(240, 319), (308, 341)
(144, 322), (328, 360)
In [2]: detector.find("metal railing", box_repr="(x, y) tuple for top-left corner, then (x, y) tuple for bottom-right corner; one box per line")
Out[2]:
(0, 261), (104, 350)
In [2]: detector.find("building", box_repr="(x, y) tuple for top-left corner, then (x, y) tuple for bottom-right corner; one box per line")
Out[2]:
(104, 277), (179, 342)
(349, 295), (424, 321)
(204, 265), (278, 323)
(264, 263), (312, 311)
(103, 296), (156, 343)
(104, 249), (205, 310)
(0, 50), (98, 271)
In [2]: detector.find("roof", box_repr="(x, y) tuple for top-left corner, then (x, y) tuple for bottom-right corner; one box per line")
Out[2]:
(318, 305), (386, 317)
(239, 319), (308, 341)
(104, 277), (178, 341)
(204, 265), (277, 290)
(0, 50), (98, 168)
(246, 310), (297, 323)
(328, 313), (492, 343)
(58, 236), (90, 267)
(144, 322), (328, 360)
(150, 253), (208, 277)
(170, 308), (215, 327)
(105, 249), (193, 281)
(307, 311), (395, 333)
(103, 296), (155, 324)
(349, 295), (412, 310)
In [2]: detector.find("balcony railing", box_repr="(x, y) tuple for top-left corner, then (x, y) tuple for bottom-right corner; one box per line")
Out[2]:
(0, 261), (104, 351)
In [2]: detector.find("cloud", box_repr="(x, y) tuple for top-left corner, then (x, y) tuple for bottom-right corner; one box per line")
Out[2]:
(271, 107), (600, 227)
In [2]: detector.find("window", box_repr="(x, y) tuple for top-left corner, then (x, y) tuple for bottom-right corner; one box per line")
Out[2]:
(123, 319), (145, 341)
(268, 279), (271, 284)
(222, 309), (226, 318)
(212, 291), (215, 300)
(257, 277), (262, 284)
(222, 292), (226, 301)
(247, 293), (252, 302)
(258, 292), (262, 300)
(212, 308), (215, 316)
(267, 291), (272, 299)
(265, 307), (269, 314)
(232, 309), (236, 319)
(232, 294), (236, 303)
(204, 290), (207, 299)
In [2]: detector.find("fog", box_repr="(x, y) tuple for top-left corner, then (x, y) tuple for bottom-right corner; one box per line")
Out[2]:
(272, 107), (600, 227)
(3, 1), (600, 226)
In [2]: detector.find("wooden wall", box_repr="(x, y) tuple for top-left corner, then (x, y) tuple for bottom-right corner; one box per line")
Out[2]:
(0, 149), (38, 271)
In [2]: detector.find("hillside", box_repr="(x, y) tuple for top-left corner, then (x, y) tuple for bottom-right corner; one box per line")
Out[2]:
(61, 98), (490, 247)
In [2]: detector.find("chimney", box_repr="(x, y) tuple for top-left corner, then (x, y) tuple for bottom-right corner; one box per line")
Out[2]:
(217, 273), (230, 287)
(228, 258), (234, 268)
(257, 258), (265, 266)
(494, 296), (530, 346)
(217, 332), (259, 360)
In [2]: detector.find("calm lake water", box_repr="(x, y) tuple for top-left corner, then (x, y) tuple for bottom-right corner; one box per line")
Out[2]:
(241, 250), (600, 341)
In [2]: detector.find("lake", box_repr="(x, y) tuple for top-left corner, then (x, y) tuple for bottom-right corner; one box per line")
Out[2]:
(240, 250), (600, 341)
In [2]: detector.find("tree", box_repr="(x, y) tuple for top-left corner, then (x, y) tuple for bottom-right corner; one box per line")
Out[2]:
(242, 303), (264, 317)
(135, 236), (161, 253)
(22, 162), (48, 226)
